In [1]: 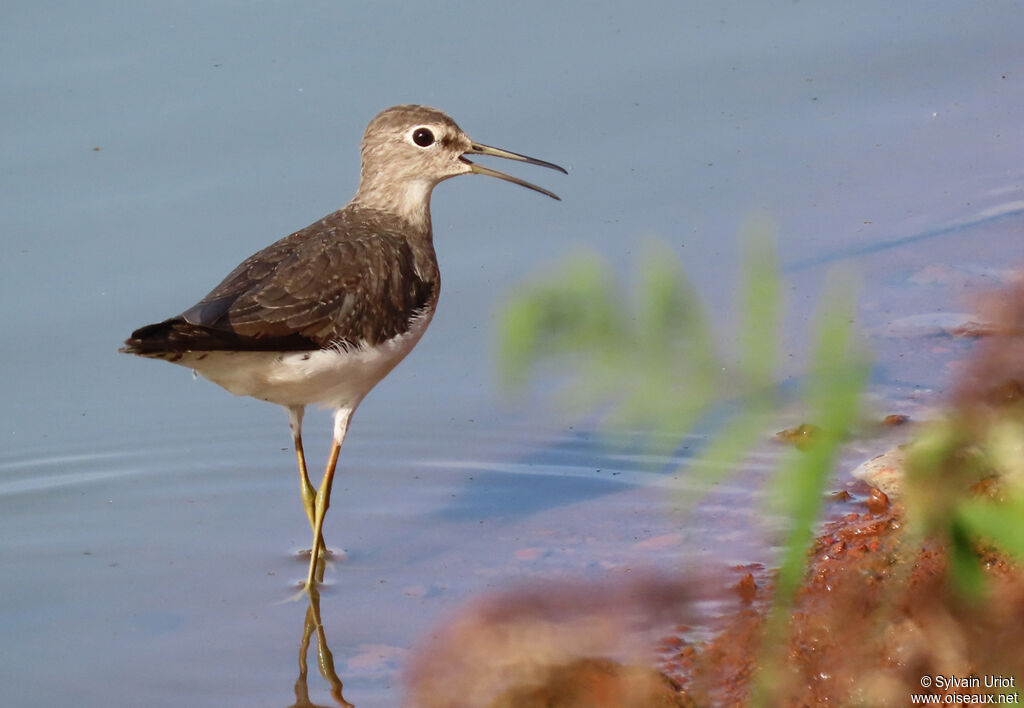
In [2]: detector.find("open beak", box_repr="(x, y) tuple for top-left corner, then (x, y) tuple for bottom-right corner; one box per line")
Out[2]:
(462, 142), (567, 201)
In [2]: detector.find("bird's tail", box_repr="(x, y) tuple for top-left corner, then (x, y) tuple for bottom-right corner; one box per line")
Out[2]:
(121, 318), (318, 354)
(119, 319), (194, 356)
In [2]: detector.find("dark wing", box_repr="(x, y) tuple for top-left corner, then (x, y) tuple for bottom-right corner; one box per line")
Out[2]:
(122, 210), (438, 355)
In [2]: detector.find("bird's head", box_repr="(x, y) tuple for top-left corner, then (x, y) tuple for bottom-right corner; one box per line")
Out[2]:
(354, 104), (566, 224)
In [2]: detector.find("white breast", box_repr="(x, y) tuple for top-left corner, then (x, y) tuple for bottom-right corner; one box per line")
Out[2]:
(172, 310), (434, 409)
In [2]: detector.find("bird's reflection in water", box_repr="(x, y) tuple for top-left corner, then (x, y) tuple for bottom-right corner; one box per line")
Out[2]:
(287, 588), (354, 708)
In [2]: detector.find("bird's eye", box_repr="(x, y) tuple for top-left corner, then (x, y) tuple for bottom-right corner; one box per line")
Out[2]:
(412, 127), (435, 147)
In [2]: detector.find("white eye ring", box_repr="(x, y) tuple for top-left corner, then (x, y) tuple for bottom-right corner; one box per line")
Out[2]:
(410, 126), (435, 148)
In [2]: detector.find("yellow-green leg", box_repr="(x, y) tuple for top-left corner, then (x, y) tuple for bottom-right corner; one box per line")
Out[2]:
(306, 441), (340, 589)
(288, 406), (327, 584)
(304, 406), (353, 590)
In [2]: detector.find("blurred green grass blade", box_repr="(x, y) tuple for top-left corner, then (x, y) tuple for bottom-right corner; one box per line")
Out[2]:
(738, 219), (781, 391)
(957, 494), (1024, 563)
(949, 517), (987, 599)
(499, 294), (545, 387)
(751, 269), (869, 706)
(497, 240), (724, 442)
(676, 400), (772, 512)
(496, 250), (626, 390)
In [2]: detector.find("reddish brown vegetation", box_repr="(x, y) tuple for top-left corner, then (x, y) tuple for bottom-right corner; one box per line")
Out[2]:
(663, 491), (1024, 706)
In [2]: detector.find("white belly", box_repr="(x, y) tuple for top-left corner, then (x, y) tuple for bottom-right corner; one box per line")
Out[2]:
(171, 311), (433, 409)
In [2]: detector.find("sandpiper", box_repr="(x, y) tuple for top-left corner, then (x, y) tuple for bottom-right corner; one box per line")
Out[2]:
(121, 105), (565, 590)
